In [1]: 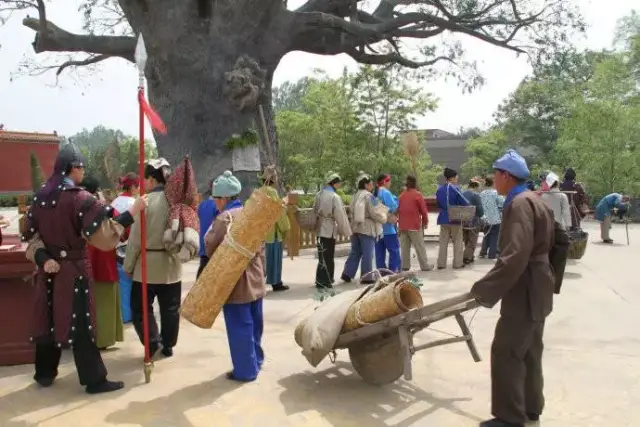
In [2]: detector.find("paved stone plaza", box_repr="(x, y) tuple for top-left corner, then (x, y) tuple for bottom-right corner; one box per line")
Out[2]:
(1, 218), (639, 427)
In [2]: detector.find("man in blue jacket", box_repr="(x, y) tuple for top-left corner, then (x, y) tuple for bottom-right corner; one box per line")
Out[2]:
(436, 168), (469, 269)
(374, 174), (401, 274)
(196, 180), (219, 278)
(595, 193), (629, 243)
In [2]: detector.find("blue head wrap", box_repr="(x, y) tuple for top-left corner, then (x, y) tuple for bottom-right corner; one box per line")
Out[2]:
(493, 149), (530, 179)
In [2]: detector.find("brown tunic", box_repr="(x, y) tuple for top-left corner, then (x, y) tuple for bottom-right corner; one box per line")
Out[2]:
(204, 208), (266, 304)
(22, 185), (127, 348)
(471, 191), (555, 320)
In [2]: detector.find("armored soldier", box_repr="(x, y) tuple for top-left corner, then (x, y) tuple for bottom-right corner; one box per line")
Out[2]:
(22, 144), (146, 394)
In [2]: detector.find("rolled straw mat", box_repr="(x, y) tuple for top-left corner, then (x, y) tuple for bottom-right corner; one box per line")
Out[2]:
(343, 279), (423, 332)
(180, 188), (284, 328)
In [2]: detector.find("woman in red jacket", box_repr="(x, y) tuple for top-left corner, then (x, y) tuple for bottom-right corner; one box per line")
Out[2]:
(82, 176), (124, 350)
(397, 175), (433, 271)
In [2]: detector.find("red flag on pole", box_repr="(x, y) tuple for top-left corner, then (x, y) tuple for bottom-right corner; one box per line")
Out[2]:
(138, 91), (168, 135)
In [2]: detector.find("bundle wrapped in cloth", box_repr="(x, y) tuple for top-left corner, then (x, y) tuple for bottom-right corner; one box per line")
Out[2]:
(180, 187), (284, 328)
(162, 157), (200, 262)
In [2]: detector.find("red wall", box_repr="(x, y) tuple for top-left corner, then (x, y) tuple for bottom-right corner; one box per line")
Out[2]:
(0, 141), (59, 194)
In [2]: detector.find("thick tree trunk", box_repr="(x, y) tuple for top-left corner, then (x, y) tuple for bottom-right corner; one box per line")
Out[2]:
(146, 57), (278, 197)
(120, 0), (289, 196)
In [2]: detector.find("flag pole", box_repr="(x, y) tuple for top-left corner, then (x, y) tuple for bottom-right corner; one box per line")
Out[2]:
(135, 33), (153, 384)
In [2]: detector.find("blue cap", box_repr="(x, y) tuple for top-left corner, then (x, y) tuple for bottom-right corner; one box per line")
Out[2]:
(212, 170), (242, 198)
(493, 149), (530, 179)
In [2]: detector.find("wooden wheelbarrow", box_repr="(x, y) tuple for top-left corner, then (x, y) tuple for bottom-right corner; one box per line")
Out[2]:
(332, 292), (482, 385)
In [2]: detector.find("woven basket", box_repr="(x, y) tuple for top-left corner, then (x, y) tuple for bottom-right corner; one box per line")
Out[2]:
(567, 230), (588, 260)
(343, 279), (423, 332)
(295, 208), (317, 231)
(180, 188), (284, 328)
(446, 184), (476, 223)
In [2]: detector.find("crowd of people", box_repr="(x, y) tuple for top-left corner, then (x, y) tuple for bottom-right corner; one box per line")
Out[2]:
(16, 142), (634, 427)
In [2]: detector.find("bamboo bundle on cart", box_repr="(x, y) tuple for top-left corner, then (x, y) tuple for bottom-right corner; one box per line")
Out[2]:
(180, 188), (284, 328)
(343, 274), (423, 332)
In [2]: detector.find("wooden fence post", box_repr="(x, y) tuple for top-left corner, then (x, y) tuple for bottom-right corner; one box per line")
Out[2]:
(285, 192), (300, 259)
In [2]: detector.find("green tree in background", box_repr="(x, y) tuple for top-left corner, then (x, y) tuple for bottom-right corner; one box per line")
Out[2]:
(553, 54), (640, 198)
(276, 65), (441, 195)
(29, 151), (44, 193)
(68, 127), (158, 189)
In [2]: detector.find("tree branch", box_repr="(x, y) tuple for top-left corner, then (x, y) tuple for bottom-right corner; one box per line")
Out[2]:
(347, 48), (454, 68)
(22, 16), (136, 61)
(288, 0), (578, 69)
(56, 54), (112, 76)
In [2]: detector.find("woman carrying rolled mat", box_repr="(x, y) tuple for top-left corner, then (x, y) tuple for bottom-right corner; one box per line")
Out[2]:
(205, 170), (265, 382)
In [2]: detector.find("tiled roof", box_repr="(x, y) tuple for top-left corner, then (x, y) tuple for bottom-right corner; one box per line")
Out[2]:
(0, 130), (61, 144)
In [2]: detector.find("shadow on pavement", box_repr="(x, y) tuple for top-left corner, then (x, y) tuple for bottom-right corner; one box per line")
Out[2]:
(0, 354), (142, 427)
(265, 281), (361, 301)
(278, 361), (483, 426)
(105, 373), (241, 426)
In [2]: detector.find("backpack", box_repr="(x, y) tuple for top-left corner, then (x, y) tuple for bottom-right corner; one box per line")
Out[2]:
(549, 221), (570, 294)
(526, 197), (570, 294)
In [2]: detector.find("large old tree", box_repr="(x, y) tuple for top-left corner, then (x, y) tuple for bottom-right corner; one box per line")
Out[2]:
(1, 0), (581, 190)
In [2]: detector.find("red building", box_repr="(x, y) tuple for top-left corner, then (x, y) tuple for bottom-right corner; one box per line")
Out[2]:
(0, 129), (61, 195)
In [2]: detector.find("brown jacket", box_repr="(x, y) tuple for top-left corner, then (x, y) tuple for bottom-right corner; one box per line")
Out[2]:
(471, 191), (555, 321)
(204, 207), (266, 304)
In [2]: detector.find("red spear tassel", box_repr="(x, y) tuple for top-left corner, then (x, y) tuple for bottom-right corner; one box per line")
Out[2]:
(138, 87), (152, 383)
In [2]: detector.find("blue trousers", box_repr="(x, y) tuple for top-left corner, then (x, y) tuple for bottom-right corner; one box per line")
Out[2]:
(222, 298), (264, 381)
(481, 224), (500, 259)
(342, 233), (376, 282)
(375, 234), (401, 273)
(117, 262), (132, 323)
(265, 241), (283, 285)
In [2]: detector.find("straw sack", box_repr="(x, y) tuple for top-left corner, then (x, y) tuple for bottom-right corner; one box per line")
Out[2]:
(343, 278), (423, 332)
(180, 188), (284, 328)
(294, 288), (367, 367)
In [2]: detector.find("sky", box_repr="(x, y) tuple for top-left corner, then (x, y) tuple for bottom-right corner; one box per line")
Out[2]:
(0, 0), (636, 139)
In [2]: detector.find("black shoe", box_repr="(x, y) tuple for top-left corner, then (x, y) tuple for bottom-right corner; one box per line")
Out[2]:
(453, 265), (466, 270)
(272, 283), (290, 292)
(437, 266), (446, 270)
(225, 371), (256, 383)
(526, 413), (540, 421)
(603, 239), (614, 244)
(340, 274), (352, 283)
(161, 347), (174, 358)
(34, 376), (55, 387)
(85, 379), (124, 394)
(479, 418), (524, 427)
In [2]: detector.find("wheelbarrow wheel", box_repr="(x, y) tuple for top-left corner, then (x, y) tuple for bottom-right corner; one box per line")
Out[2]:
(348, 331), (404, 385)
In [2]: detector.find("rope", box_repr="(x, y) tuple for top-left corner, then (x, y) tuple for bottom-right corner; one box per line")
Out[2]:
(222, 212), (255, 260)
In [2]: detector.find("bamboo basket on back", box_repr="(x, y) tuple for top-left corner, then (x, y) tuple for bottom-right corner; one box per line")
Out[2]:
(180, 188), (284, 328)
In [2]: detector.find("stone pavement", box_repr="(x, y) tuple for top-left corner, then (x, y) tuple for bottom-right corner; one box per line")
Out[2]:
(1, 220), (639, 427)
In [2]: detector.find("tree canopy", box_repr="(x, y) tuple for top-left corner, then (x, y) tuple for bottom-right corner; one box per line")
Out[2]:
(462, 10), (640, 201)
(0, 0), (584, 191)
(276, 64), (441, 195)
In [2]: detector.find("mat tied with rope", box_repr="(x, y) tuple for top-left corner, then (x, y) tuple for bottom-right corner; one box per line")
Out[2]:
(180, 188), (285, 328)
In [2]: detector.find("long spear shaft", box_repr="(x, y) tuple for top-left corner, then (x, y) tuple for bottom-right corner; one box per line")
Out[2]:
(138, 84), (153, 383)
